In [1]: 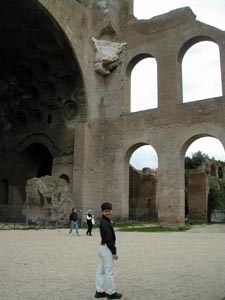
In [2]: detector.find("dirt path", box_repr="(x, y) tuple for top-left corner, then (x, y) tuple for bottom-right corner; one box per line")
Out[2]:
(0, 224), (225, 300)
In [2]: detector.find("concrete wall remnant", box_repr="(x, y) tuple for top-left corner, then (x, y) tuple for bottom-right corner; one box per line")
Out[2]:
(187, 173), (209, 223)
(25, 176), (73, 223)
(129, 166), (157, 221)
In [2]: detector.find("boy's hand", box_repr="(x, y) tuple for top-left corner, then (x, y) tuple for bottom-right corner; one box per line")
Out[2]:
(113, 255), (118, 260)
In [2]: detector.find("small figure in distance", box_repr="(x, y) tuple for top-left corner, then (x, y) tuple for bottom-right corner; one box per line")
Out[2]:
(86, 209), (93, 236)
(69, 208), (80, 236)
(95, 202), (122, 299)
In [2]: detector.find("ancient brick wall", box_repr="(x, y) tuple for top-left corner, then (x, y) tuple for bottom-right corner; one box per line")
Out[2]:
(187, 173), (209, 223)
(129, 166), (157, 221)
(0, 1), (225, 227)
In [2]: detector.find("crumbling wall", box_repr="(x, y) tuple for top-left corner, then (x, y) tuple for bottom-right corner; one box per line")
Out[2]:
(25, 175), (73, 224)
(129, 166), (157, 221)
(187, 173), (209, 223)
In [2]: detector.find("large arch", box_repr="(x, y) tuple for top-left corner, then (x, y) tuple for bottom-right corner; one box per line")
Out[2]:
(17, 133), (58, 156)
(0, 178), (9, 205)
(177, 35), (222, 103)
(12, 143), (53, 205)
(181, 134), (225, 223)
(125, 53), (156, 113)
(131, 57), (158, 112)
(0, 0), (86, 221)
(0, 0), (86, 131)
(181, 134), (218, 158)
(125, 142), (158, 221)
(178, 35), (216, 62)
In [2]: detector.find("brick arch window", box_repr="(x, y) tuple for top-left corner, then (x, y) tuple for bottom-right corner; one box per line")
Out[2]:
(128, 54), (158, 112)
(59, 174), (70, 184)
(179, 38), (222, 103)
(129, 144), (158, 170)
(127, 143), (158, 222)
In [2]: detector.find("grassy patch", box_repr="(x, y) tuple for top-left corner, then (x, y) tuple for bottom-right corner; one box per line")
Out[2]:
(116, 223), (192, 232)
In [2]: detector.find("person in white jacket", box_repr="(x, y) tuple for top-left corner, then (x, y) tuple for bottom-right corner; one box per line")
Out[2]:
(86, 209), (93, 236)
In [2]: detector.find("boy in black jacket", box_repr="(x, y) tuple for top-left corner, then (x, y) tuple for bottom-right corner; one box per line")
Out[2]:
(95, 202), (122, 299)
(69, 208), (79, 236)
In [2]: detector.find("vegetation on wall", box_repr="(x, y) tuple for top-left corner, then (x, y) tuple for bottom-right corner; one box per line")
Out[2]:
(185, 150), (209, 170)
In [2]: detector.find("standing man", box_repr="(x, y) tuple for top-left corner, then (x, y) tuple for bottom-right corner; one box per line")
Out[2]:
(69, 208), (80, 236)
(95, 202), (122, 299)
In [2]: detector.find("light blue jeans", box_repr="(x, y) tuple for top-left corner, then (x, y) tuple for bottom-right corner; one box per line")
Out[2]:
(96, 245), (115, 295)
(69, 220), (79, 235)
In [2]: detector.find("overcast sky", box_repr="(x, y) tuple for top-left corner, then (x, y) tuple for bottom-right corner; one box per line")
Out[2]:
(130, 0), (225, 170)
(134, 0), (225, 30)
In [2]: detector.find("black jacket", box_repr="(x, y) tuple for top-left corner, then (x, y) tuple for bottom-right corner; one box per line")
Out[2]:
(86, 213), (92, 224)
(100, 215), (116, 255)
(69, 212), (78, 222)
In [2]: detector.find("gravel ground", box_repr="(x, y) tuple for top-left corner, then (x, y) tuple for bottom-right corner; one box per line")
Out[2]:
(0, 224), (225, 300)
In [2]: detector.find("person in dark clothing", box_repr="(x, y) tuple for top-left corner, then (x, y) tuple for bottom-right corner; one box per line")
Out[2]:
(86, 209), (93, 236)
(95, 202), (122, 299)
(69, 208), (79, 236)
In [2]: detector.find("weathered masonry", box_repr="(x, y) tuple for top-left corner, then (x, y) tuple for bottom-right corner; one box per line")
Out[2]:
(0, 0), (225, 227)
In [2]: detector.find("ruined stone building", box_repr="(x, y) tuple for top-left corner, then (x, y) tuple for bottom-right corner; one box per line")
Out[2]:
(129, 166), (157, 221)
(187, 158), (225, 223)
(0, 0), (225, 227)
(129, 158), (225, 224)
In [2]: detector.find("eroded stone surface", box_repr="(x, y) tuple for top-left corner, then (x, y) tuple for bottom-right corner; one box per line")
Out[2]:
(25, 175), (72, 223)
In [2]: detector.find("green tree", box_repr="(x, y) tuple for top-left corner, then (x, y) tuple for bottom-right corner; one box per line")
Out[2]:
(191, 151), (208, 169)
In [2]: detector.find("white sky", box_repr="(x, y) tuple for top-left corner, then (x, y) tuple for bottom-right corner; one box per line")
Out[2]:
(133, 0), (225, 30)
(130, 0), (225, 170)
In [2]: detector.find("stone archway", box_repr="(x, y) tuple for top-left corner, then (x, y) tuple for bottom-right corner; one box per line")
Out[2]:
(182, 135), (225, 223)
(0, 178), (8, 205)
(125, 143), (158, 221)
(0, 0), (86, 221)
(12, 143), (53, 206)
(0, 0), (85, 135)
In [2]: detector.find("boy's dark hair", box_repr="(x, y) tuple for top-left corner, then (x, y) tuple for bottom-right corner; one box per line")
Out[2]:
(101, 202), (112, 211)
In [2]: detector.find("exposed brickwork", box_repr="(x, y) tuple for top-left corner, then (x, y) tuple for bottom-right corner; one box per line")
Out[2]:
(129, 166), (157, 221)
(187, 173), (209, 223)
(0, 1), (224, 227)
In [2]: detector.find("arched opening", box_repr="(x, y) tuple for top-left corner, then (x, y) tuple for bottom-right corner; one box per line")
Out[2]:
(21, 143), (53, 178)
(12, 143), (53, 205)
(0, 178), (9, 204)
(181, 40), (222, 102)
(129, 145), (158, 221)
(0, 0), (85, 137)
(130, 57), (158, 112)
(59, 174), (70, 184)
(0, 0), (86, 222)
(184, 136), (225, 223)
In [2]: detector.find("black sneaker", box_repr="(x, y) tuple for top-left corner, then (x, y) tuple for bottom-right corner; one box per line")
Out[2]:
(95, 291), (107, 298)
(107, 292), (122, 299)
